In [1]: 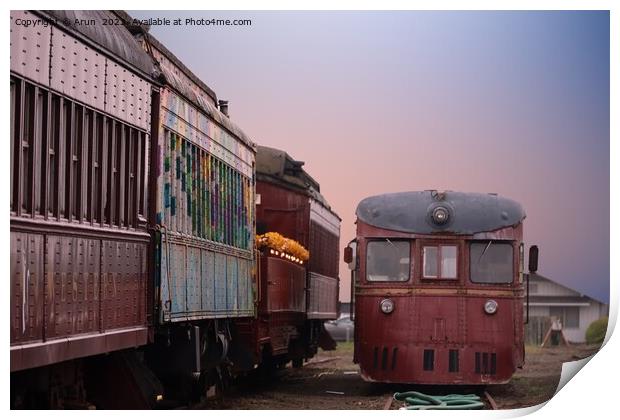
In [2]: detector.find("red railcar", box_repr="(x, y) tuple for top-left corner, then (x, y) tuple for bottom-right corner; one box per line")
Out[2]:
(233, 146), (340, 370)
(345, 190), (537, 385)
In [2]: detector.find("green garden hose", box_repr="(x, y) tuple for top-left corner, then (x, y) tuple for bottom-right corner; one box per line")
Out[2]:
(393, 391), (485, 410)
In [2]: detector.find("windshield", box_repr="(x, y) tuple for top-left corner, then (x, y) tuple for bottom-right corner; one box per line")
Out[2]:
(366, 240), (410, 282)
(470, 242), (513, 284)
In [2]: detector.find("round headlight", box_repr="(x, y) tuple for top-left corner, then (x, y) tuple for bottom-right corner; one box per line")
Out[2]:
(380, 298), (395, 314)
(484, 299), (498, 315)
(432, 206), (450, 225)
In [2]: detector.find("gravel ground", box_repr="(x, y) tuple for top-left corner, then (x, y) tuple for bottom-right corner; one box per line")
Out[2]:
(204, 341), (601, 410)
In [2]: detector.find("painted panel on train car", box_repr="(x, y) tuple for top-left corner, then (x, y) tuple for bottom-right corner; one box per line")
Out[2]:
(155, 86), (255, 321)
(202, 250), (216, 313)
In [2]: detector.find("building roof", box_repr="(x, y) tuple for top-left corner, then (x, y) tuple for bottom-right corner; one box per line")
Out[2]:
(356, 190), (525, 234)
(529, 273), (606, 305)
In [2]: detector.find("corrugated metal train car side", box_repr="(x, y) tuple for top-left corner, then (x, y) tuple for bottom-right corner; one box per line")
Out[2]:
(10, 10), (159, 374)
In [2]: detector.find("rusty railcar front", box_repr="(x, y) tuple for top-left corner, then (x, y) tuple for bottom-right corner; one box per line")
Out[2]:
(347, 191), (527, 384)
(10, 10), (160, 376)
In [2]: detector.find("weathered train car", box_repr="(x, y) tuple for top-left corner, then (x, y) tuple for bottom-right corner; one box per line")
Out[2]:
(133, 28), (256, 393)
(255, 146), (340, 320)
(233, 146), (340, 370)
(10, 10), (160, 406)
(346, 191), (536, 385)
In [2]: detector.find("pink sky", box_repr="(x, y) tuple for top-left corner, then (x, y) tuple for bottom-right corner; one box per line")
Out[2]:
(132, 10), (609, 303)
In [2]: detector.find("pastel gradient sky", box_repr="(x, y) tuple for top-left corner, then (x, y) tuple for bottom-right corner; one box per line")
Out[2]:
(131, 10), (610, 303)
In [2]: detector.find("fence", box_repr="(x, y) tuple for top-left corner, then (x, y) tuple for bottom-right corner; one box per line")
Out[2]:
(525, 316), (552, 345)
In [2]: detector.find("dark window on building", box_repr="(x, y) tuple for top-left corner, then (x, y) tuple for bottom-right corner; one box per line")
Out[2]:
(550, 306), (580, 329)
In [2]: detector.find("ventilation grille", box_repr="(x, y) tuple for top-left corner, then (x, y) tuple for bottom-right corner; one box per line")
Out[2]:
(373, 346), (399, 370)
(449, 349), (459, 373)
(423, 349), (434, 371)
(475, 352), (497, 375)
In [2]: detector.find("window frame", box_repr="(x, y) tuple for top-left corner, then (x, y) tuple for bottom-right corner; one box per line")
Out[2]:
(469, 241), (515, 285)
(365, 239), (412, 283)
(420, 243), (459, 281)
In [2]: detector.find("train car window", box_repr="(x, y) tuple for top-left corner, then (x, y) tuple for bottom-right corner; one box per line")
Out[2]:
(422, 245), (457, 279)
(470, 242), (514, 284)
(366, 240), (410, 282)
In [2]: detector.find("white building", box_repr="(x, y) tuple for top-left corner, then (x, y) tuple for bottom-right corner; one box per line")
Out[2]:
(526, 274), (608, 343)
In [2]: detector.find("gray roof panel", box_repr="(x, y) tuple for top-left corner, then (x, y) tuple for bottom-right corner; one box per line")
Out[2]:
(356, 190), (525, 234)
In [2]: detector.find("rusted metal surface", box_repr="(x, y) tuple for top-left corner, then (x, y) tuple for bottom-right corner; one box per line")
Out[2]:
(255, 160), (341, 321)
(255, 146), (340, 321)
(256, 181), (309, 244)
(263, 256), (306, 313)
(159, 237), (253, 321)
(352, 191), (525, 385)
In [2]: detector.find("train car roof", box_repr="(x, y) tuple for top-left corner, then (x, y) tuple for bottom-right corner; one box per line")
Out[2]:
(121, 15), (255, 149)
(114, 10), (217, 104)
(356, 190), (525, 235)
(39, 10), (160, 81)
(256, 146), (340, 218)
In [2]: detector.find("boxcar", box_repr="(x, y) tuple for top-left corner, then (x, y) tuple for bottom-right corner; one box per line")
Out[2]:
(233, 146), (340, 370)
(345, 190), (537, 385)
(10, 10), (160, 406)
